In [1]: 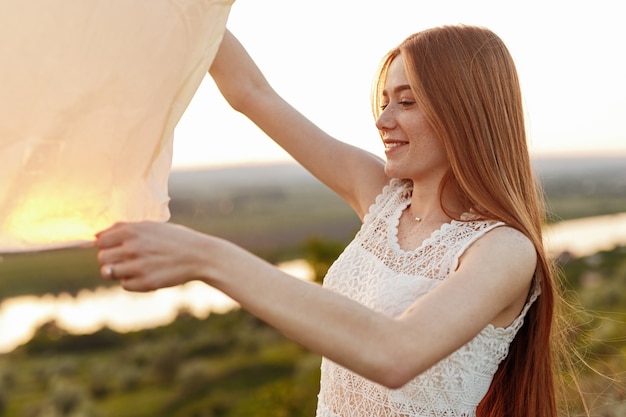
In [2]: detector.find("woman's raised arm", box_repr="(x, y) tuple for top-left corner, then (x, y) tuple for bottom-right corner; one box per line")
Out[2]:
(209, 30), (388, 218)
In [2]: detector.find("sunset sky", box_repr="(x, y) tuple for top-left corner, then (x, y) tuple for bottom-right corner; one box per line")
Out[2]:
(172, 0), (626, 169)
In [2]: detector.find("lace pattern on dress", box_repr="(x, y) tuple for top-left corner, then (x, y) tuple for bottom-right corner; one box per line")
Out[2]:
(316, 178), (540, 417)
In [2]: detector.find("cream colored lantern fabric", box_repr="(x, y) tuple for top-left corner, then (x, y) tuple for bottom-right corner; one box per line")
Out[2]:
(0, 0), (233, 252)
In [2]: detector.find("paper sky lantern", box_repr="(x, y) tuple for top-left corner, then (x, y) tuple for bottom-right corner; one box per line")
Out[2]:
(0, 0), (233, 252)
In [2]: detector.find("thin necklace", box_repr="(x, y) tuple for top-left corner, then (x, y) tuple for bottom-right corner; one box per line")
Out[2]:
(408, 204), (422, 222)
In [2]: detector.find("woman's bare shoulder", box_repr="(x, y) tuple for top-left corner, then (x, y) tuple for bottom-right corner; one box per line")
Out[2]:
(471, 225), (537, 274)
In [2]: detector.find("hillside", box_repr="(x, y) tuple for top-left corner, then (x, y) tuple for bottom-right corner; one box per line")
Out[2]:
(168, 155), (626, 223)
(0, 156), (625, 416)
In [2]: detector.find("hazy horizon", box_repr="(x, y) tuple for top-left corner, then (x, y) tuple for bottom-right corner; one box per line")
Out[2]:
(170, 151), (626, 173)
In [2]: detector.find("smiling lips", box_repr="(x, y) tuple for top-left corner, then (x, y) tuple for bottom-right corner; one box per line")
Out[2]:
(384, 139), (409, 153)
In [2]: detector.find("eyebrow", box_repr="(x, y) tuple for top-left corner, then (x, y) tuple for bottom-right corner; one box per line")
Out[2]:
(382, 84), (412, 96)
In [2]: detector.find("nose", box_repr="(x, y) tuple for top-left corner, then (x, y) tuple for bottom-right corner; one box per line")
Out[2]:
(375, 106), (395, 131)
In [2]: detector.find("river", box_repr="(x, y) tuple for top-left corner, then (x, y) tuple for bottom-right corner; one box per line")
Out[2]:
(1, 213), (625, 354)
(0, 260), (312, 354)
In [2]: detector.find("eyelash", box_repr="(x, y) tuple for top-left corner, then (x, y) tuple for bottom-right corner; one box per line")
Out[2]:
(380, 100), (415, 111)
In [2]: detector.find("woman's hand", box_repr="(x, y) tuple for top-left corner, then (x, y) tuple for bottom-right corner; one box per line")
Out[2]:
(95, 221), (213, 292)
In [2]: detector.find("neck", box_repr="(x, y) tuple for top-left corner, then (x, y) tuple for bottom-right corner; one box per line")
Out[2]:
(408, 180), (465, 223)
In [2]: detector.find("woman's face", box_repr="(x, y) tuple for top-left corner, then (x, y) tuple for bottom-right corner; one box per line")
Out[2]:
(376, 55), (449, 184)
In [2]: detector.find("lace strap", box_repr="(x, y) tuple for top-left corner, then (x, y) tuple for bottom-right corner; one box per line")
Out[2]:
(449, 221), (505, 272)
(511, 275), (541, 330)
(362, 178), (411, 225)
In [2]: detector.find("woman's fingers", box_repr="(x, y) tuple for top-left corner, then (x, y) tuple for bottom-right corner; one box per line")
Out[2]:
(97, 225), (135, 281)
(99, 259), (135, 280)
(94, 221), (208, 291)
(95, 222), (134, 249)
(96, 222), (146, 282)
(97, 244), (130, 266)
(101, 263), (116, 280)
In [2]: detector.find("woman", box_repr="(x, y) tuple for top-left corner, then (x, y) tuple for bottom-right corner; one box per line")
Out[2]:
(97, 25), (559, 416)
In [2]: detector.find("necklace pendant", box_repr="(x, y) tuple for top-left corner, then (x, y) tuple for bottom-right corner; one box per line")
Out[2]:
(414, 216), (422, 222)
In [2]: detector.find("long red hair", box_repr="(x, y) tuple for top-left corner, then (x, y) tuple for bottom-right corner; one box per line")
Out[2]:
(373, 25), (561, 417)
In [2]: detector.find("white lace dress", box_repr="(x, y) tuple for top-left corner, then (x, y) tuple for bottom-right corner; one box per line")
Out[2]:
(315, 178), (539, 417)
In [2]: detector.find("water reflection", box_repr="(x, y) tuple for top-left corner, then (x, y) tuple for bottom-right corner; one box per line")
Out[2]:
(543, 212), (626, 257)
(0, 259), (312, 354)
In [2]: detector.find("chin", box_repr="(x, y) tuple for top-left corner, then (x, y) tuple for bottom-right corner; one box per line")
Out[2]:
(384, 162), (404, 179)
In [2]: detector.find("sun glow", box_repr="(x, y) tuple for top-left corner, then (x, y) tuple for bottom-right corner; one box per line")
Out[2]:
(0, 193), (112, 252)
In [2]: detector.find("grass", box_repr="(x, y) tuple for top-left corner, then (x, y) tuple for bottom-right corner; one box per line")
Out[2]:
(0, 309), (322, 417)
(0, 247), (104, 301)
(1, 162), (625, 416)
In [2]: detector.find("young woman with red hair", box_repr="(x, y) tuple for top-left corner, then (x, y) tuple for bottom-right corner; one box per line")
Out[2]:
(97, 25), (564, 417)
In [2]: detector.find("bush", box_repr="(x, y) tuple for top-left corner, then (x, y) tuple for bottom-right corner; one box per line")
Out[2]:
(38, 377), (102, 417)
(0, 387), (6, 416)
(88, 363), (113, 399)
(151, 340), (184, 383)
(117, 365), (144, 392)
(176, 359), (214, 396)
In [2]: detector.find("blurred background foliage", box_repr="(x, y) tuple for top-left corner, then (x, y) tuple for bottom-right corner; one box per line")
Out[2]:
(1, 159), (625, 416)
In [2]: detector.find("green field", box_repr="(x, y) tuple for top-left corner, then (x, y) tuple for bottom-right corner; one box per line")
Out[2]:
(1, 159), (625, 416)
